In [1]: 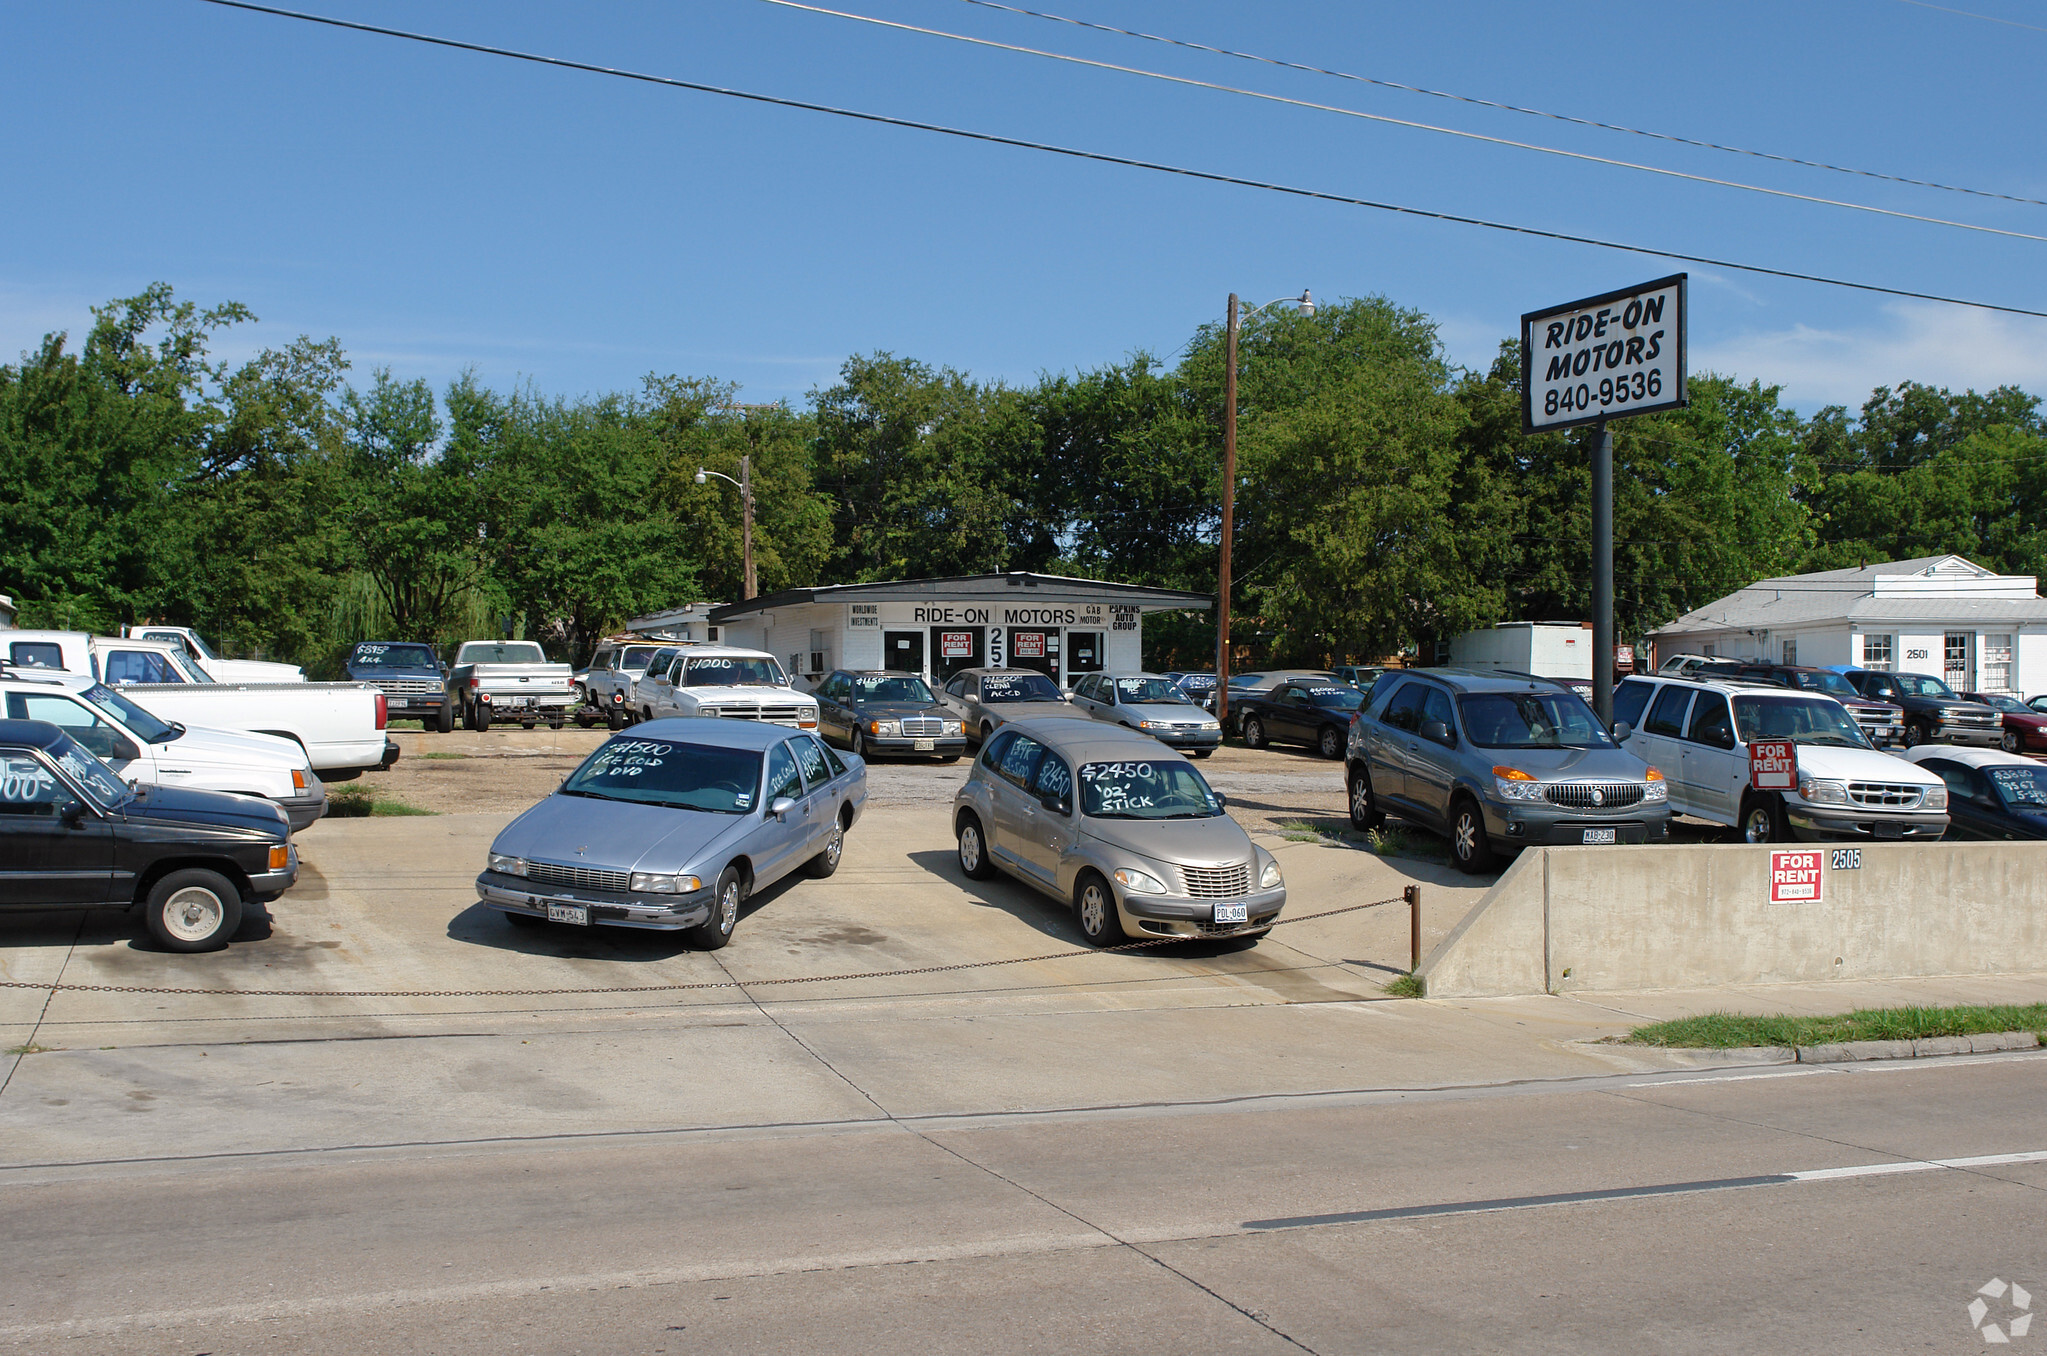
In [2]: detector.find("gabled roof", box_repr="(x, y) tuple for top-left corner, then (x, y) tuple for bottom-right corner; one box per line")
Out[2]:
(1649, 556), (2047, 636)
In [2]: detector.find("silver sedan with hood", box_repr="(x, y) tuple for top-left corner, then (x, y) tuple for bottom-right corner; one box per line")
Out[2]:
(476, 718), (866, 948)
(952, 716), (1285, 946)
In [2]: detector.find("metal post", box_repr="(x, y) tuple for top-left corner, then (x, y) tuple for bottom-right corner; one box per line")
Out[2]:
(1405, 884), (1422, 975)
(1592, 419), (1614, 725)
(1217, 293), (1239, 729)
(740, 452), (756, 602)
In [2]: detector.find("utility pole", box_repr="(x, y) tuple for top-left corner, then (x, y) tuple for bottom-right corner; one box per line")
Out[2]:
(741, 452), (756, 602)
(1217, 293), (1239, 728)
(1592, 418), (1613, 723)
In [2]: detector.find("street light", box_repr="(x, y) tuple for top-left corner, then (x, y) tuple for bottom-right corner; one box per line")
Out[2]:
(1216, 289), (1314, 728)
(696, 457), (755, 601)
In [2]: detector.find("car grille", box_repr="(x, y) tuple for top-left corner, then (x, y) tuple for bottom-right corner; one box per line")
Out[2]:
(1847, 782), (1923, 808)
(1182, 862), (1252, 898)
(372, 678), (441, 696)
(1944, 711), (1999, 728)
(1544, 782), (1645, 810)
(900, 716), (947, 736)
(711, 705), (811, 726)
(527, 861), (630, 892)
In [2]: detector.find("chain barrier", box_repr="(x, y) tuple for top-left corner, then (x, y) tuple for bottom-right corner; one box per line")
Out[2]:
(0, 896), (1406, 1001)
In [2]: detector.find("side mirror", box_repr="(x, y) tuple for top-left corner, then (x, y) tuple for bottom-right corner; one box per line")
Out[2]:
(110, 735), (141, 763)
(1611, 720), (1633, 742)
(1214, 791), (1229, 808)
(59, 797), (87, 828)
(1421, 719), (1454, 745)
(770, 796), (798, 818)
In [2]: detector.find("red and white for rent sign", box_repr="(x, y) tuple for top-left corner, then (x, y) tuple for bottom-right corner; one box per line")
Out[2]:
(1769, 849), (1824, 904)
(1749, 739), (1797, 791)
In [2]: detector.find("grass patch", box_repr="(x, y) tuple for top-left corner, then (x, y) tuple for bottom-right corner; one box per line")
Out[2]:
(1383, 973), (1426, 999)
(1274, 818), (1327, 843)
(1627, 1003), (2047, 1049)
(1358, 824), (1449, 862)
(6, 1044), (50, 1056)
(412, 751), (468, 760)
(326, 785), (436, 818)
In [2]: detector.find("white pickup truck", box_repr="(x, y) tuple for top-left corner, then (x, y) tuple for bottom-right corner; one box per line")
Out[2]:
(448, 641), (578, 731)
(0, 670), (328, 831)
(631, 646), (820, 729)
(121, 625), (305, 683)
(2, 630), (396, 778)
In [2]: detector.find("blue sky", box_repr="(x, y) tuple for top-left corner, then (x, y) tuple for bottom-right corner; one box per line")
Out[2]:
(5, 0), (2046, 415)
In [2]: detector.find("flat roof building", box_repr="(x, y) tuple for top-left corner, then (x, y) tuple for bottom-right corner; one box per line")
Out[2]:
(1646, 555), (2047, 694)
(709, 572), (1211, 687)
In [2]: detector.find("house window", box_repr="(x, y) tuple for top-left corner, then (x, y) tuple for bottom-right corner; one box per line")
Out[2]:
(1862, 634), (1893, 671)
(1782, 639), (1797, 667)
(1701, 643), (1715, 658)
(1944, 632), (1972, 688)
(1983, 635), (2014, 692)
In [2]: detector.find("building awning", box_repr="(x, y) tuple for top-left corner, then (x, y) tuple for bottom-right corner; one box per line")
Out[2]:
(709, 572), (1212, 623)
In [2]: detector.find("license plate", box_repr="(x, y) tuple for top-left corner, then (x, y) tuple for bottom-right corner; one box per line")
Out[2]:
(913, 738), (935, 751)
(1214, 903), (1249, 924)
(1875, 822), (1906, 839)
(1581, 828), (1617, 845)
(546, 903), (589, 925)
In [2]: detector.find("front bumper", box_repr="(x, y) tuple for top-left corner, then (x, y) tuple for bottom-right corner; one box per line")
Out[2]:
(1784, 807), (1949, 840)
(1927, 724), (2003, 747)
(863, 734), (969, 757)
(280, 784), (328, 832)
(1113, 883), (1286, 934)
(1145, 728), (1224, 750)
(245, 845), (300, 901)
(1488, 802), (1673, 846)
(476, 872), (714, 931)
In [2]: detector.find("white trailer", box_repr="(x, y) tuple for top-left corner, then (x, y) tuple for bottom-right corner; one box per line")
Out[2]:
(1448, 623), (1594, 681)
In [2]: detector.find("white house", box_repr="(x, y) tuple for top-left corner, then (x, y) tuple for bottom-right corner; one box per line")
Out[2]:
(1646, 555), (2047, 694)
(0, 594), (13, 629)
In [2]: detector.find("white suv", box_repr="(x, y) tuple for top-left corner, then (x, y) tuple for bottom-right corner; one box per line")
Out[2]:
(1613, 675), (1947, 843)
(631, 646), (820, 730)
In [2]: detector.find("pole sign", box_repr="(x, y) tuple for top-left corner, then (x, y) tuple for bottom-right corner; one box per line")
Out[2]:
(1749, 738), (1797, 792)
(1521, 274), (1687, 433)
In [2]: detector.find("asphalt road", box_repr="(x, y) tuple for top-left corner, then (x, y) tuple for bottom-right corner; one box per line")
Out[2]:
(4, 1054), (2042, 1354)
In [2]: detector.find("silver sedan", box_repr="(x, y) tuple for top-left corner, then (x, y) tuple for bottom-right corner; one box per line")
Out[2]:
(476, 718), (866, 947)
(952, 716), (1284, 946)
(1069, 672), (1223, 755)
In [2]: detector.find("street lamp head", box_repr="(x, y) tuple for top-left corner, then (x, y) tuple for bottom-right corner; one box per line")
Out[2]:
(694, 468), (707, 484)
(1296, 289), (1315, 316)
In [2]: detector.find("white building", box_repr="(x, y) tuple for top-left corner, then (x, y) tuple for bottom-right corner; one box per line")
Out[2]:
(1646, 555), (2047, 694)
(709, 572), (1211, 687)
(624, 601), (724, 643)
(0, 593), (13, 629)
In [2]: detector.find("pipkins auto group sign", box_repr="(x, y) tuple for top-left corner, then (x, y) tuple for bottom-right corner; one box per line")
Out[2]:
(1521, 274), (1687, 432)
(1769, 849), (1824, 904)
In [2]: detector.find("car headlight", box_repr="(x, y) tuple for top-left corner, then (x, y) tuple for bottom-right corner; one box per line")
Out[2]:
(1135, 719), (1163, 731)
(488, 853), (529, 877)
(868, 719), (901, 736)
(1492, 766), (1547, 801)
(1259, 858), (1282, 890)
(942, 721), (963, 735)
(630, 871), (704, 894)
(1642, 766), (1668, 803)
(1798, 776), (1849, 805)
(1200, 721), (1221, 732)
(698, 706), (721, 717)
(1112, 867), (1167, 894)
(1924, 784), (1948, 810)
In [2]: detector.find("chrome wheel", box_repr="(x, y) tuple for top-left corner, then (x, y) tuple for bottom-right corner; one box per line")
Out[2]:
(161, 886), (225, 943)
(1243, 716), (1266, 749)
(1743, 804), (1776, 843)
(2003, 730), (2022, 754)
(822, 822), (843, 868)
(959, 822), (982, 873)
(1349, 775), (1381, 829)
(1453, 817), (1476, 858)
(1319, 727), (1342, 760)
(716, 878), (740, 935)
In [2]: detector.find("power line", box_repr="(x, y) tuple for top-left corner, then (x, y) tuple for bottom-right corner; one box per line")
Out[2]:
(1892, 0), (2047, 34)
(193, 0), (2047, 319)
(756, 0), (2047, 243)
(954, 0), (2047, 210)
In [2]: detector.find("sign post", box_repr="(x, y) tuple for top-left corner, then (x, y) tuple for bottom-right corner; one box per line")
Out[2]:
(1522, 274), (1687, 723)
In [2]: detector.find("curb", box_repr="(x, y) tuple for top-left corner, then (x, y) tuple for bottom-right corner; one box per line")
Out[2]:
(1795, 1030), (2041, 1063)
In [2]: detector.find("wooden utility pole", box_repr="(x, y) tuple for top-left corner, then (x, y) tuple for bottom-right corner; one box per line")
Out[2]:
(1217, 292), (1239, 728)
(741, 452), (756, 601)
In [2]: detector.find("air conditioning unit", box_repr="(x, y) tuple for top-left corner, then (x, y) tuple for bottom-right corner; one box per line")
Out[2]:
(808, 651), (829, 675)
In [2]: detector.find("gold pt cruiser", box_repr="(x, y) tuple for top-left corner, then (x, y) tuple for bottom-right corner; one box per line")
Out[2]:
(952, 715), (1285, 945)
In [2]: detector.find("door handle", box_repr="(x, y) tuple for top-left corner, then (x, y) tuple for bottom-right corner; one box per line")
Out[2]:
(1022, 806), (1036, 817)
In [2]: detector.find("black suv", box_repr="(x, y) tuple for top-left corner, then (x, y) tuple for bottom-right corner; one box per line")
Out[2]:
(1735, 664), (1906, 747)
(0, 719), (298, 951)
(346, 641), (452, 731)
(1841, 669), (2002, 748)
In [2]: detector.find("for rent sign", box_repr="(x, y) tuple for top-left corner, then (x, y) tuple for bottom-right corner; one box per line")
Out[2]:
(1769, 849), (1824, 904)
(1749, 739), (1798, 792)
(1521, 274), (1687, 432)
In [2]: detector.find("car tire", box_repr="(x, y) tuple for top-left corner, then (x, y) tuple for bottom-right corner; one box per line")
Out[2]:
(475, 703), (493, 733)
(143, 868), (243, 953)
(2003, 730), (2022, 754)
(504, 909), (547, 928)
(956, 812), (998, 880)
(1449, 796), (1498, 875)
(606, 706), (625, 730)
(1318, 726), (1343, 760)
(809, 815), (846, 878)
(1242, 716), (1268, 749)
(979, 720), (994, 747)
(687, 866), (744, 950)
(940, 754), (962, 764)
(1191, 748), (1213, 759)
(1075, 870), (1127, 946)
(1348, 770), (1384, 830)
(851, 727), (866, 759)
(436, 701), (454, 734)
(1740, 794), (1786, 844)
(1902, 721), (1926, 748)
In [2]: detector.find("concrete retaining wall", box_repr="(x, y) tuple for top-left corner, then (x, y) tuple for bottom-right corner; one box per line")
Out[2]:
(1418, 841), (2047, 998)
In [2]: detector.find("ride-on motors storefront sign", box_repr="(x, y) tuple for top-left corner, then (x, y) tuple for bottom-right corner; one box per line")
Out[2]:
(1770, 849), (1824, 904)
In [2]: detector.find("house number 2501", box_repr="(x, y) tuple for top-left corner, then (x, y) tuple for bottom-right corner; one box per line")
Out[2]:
(1905, 649), (1930, 659)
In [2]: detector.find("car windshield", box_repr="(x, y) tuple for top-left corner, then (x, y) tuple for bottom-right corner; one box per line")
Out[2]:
(980, 673), (1064, 703)
(1457, 692), (1613, 748)
(559, 737), (763, 814)
(462, 643), (547, 664)
(1977, 694), (2026, 713)
(1789, 671), (1860, 698)
(43, 732), (135, 809)
(1888, 673), (1959, 699)
(1733, 696), (1870, 748)
(353, 643), (437, 668)
(78, 683), (178, 743)
(1177, 674), (1217, 691)
(1114, 678), (1188, 704)
(1077, 760), (1222, 819)
(682, 656), (784, 686)
(854, 675), (936, 703)
(1988, 765), (2047, 808)
(1305, 685), (1365, 710)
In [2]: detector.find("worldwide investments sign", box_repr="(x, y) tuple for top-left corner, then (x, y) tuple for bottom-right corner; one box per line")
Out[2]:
(1521, 274), (1687, 433)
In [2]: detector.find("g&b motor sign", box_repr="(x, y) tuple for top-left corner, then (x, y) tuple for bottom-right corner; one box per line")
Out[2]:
(1521, 274), (1687, 433)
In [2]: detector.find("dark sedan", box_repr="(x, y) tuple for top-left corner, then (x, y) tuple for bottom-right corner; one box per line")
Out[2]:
(1235, 679), (1367, 759)
(1961, 691), (2047, 755)
(0, 718), (298, 951)
(813, 669), (967, 761)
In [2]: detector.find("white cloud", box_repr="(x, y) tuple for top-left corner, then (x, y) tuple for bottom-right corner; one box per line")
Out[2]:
(1692, 301), (2047, 412)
